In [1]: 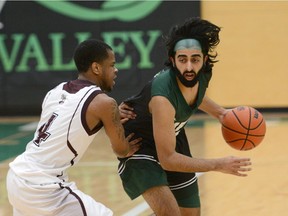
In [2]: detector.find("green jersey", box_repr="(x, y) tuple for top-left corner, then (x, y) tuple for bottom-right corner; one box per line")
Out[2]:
(152, 68), (211, 135)
(121, 67), (211, 157)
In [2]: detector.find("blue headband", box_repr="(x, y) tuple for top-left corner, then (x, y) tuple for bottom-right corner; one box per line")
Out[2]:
(174, 39), (202, 52)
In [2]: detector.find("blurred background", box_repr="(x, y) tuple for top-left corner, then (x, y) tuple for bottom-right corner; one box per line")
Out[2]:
(0, 1), (287, 216)
(0, 1), (287, 115)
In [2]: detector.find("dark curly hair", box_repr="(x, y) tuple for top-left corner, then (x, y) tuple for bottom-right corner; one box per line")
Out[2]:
(163, 17), (221, 67)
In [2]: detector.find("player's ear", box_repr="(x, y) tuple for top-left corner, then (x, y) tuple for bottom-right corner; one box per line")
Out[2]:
(204, 55), (208, 63)
(92, 62), (101, 75)
(170, 57), (175, 67)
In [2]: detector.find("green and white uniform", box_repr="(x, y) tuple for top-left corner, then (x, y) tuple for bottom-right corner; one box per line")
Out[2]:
(118, 68), (211, 207)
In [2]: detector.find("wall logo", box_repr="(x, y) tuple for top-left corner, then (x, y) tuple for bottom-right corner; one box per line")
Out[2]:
(0, 1), (200, 114)
(0, 0), (6, 29)
(35, 0), (162, 22)
(0, 0), (163, 74)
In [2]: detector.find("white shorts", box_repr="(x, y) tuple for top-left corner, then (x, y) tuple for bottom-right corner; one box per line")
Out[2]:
(6, 169), (113, 216)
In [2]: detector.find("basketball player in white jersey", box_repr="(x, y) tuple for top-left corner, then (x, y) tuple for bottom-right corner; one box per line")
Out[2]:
(6, 39), (141, 216)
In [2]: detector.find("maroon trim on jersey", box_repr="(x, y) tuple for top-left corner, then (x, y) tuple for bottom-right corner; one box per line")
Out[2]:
(66, 87), (100, 165)
(59, 183), (87, 216)
(81, 91), (104, 136)
(63, 79), (95, 94)
(68, 140), (78, 166)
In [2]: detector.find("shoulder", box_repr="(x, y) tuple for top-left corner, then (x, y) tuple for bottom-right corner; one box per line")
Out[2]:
(85, 93), (119, 126)
(151, 68), (175, 97)
(90, 93), (118, 113)
(153, 68), (171, 83)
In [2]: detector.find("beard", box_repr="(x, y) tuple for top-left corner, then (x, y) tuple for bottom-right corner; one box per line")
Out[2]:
(173, 65), (205, 88)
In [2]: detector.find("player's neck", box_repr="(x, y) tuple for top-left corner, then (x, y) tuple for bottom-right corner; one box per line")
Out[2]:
(178, 81), (199, 105)
(77, 73), (97, 85)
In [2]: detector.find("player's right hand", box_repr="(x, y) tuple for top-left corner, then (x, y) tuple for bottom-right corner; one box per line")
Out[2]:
(124, 133), (142, 157)
(215, 156), (252, 177)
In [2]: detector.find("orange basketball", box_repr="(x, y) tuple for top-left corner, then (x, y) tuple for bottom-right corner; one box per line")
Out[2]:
(221, 106), (266, 151)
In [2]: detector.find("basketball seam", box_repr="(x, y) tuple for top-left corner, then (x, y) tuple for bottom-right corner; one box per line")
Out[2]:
(227, 138), (256, 150)
(222, 127), (265, 137)
(244, 107), (253, 149)
(232, 109), (249, 130)
(252, 118), (265, 130)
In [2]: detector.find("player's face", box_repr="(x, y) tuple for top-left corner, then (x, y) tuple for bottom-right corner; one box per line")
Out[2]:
(173, 49), (204, 81)
(99, 50), (118, 92)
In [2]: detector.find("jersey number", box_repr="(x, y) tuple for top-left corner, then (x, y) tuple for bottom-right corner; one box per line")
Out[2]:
(174, 121), (187, 136)
(33, 113), (58, 146)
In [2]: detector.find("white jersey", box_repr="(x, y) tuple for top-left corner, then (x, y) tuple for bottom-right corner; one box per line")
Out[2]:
(10, 79), (103, 185)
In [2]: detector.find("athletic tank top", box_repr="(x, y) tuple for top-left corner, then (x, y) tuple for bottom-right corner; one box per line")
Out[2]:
(9, 79), (103, 184)
(122, 68), (211, 157)
(152, 68), (211, 134)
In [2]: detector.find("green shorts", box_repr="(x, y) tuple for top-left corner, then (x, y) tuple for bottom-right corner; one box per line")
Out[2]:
(118, 156), (200, 208)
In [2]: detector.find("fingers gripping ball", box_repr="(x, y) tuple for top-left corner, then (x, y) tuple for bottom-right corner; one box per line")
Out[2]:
(221, 106), (266, 151)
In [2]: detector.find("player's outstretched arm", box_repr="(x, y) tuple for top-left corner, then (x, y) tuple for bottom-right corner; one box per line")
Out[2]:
(150, 96), (251, 176)
(88, 94), (141, 158)
(199, 95), (228, 123)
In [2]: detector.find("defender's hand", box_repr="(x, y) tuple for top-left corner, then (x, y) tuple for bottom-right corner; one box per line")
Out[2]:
(119, 102), (136, 124)
(124, 133), (142, 157)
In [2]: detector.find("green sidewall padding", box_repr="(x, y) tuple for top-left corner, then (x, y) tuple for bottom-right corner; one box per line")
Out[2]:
(0, 123), (34, 162)
(0, 120), (204, 162)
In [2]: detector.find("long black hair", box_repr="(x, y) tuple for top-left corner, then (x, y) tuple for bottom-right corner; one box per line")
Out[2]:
(163, 17), (221, 67)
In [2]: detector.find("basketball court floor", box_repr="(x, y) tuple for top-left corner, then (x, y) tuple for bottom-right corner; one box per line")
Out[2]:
(0, 112), (287, 216)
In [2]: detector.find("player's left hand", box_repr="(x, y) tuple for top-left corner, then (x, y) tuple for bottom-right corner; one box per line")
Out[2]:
(119, 102), (136, 124)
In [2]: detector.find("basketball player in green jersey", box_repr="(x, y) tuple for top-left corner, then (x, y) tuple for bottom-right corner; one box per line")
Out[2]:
(118, 18), (252, 216)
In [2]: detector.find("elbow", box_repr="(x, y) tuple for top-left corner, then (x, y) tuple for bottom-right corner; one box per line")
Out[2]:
(161, 163), (173, 171)
(114, 149), (129, 158)
(112, 145), (129, 158)
(159, 155), (175, 171)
